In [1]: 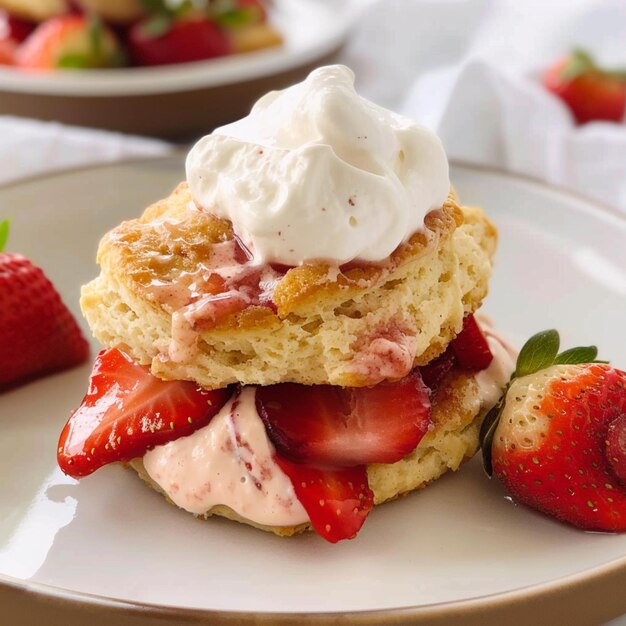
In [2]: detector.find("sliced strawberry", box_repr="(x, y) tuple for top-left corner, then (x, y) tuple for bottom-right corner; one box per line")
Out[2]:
(58, 348), (231, 478)
(275, 455), (373, 543)
(256, 370), (431, 467)
(419, 349), (455, 393)
(450, 314), (493, 372)
(128, 15), (230, 67)
(17, 15), (125, 70)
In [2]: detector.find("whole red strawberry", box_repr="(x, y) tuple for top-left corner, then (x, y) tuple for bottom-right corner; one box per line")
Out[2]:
(481, 330), (626, 532)
(543, 50), (626, 125)
(0, 220), (89, 390)
(128, 14), (230, 67)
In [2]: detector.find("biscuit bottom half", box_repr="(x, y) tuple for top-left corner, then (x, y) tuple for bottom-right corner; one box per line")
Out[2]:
(128, 369), (483, 537)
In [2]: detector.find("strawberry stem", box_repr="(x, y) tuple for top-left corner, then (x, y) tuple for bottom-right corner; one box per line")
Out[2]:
(0, 219), (9, 252)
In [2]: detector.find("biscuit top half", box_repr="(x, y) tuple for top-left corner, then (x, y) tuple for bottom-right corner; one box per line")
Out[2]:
(98, 182), (464, 327)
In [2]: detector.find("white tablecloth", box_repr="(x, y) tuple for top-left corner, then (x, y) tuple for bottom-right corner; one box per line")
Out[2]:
(0, 116), (171, 185)
(342, 0), (626, 212)
(3, 0), (625, 215)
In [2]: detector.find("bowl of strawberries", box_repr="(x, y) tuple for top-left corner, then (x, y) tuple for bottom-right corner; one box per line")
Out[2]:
(0, 0), (357, 138)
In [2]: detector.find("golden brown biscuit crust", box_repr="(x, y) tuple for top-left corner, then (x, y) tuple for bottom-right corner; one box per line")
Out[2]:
(83, 184), (496, 388)
(98, 184), (465, 322)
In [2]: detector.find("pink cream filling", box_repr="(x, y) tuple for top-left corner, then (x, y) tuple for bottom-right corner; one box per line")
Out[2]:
(137, 216), (517, 528)
(143, 322), (516, 528)
(143, 387), (308, 527)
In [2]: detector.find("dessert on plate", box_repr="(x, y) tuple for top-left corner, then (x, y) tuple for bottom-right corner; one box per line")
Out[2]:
(0, 0), (282, 69)
(57, 65), (517, 543)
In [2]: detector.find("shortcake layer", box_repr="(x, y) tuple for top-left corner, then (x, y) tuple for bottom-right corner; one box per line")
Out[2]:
(82, 184), (497, 389)
(129, 369), (483, 537)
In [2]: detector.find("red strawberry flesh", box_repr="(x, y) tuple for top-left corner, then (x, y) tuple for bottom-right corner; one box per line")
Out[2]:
(18, 15), (121, 70)
(606, 413), (626, 486)
(256, 369), (431, 467)
(419, 350), (455, 393)
(450, 314), (493, 372)
(0, 252), (89, 390)
(543, 55), (626, 125)
(0, 11), (35, 43)
(493, 364), (626, 532)
(274, 455), (373, 543)
(58, 348), (231, 478)
(128, 17), (230, 67)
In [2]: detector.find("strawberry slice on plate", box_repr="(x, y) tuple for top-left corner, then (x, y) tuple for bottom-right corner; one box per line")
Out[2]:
(256, 369), (431, 467)
(275, 456), (373, 543)
(58, 348), (231, 478)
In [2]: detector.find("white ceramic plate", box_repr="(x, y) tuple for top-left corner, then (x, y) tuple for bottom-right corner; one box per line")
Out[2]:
(0, 0), (363, 97)
(1, 157), (626, 624)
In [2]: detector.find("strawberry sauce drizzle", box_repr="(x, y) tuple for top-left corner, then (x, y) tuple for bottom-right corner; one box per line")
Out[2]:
(145, 234), (288, 362)
(147, 234), (285, 321)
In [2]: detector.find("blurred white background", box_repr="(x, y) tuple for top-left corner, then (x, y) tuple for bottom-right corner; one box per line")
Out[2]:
(342, 0), (626, 212)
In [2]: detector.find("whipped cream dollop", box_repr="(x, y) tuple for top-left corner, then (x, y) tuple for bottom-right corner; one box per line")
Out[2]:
(186, 65), (450, 266)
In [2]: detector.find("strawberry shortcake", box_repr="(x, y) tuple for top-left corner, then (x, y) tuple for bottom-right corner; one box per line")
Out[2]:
(57, 65), (516, 543)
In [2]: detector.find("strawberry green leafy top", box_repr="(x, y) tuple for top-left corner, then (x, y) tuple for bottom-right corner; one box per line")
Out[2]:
(0, 220), (9, 253)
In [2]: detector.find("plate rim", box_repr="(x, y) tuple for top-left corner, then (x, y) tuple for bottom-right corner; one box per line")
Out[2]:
(0, 0), (364, 97)
(2, 155), (626, 625)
